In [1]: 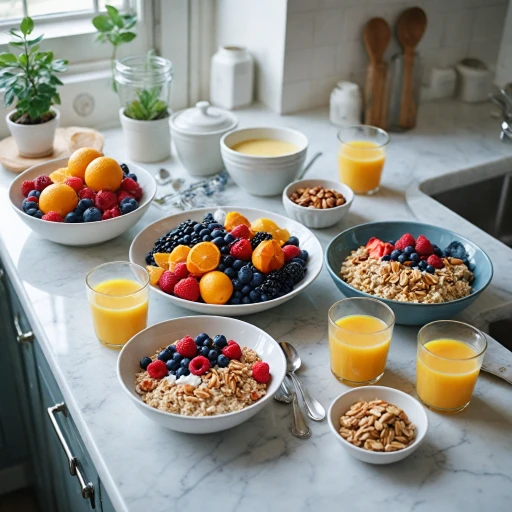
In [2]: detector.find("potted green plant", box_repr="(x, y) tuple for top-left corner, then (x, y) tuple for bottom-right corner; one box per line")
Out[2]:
(0, 17), (68, 157)
(93, 5), (173, 162)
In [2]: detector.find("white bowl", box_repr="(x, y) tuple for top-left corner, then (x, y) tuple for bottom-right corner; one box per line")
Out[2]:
(220, 127), (308, 196)
(129, 206), (322, 316)
(117, 315), (287, 433)
(8, 157), (156, 246)
(327, 386), (428, 464)
(283, 179), (354, 229)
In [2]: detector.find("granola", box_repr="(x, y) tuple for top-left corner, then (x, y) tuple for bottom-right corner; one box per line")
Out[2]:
(340, 246), (474, 304)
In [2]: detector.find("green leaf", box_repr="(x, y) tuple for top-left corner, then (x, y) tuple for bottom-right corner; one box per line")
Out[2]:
(49, 75), (63, 85)
(20, 17), (34, 36)
(19, 54), (28, 66)
(106, 5), (123, 28)
(92, 15), (113, 32)
(27, 34), (44, 47)
(122, 15), (137, 30)
(0, 53), (18, 64)
(4, 88), (15, 107)
(9, 41), (25, 48)
(9, 28), (22, 39)
(118, 32), (136, 44)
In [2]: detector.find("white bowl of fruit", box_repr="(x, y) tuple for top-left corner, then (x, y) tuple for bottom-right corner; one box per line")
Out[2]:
(8, 149), (156, 246)
(129, 207), (323, 316)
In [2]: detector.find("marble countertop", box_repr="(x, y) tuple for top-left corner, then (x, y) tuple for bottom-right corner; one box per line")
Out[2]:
(1, 100), (512, 512)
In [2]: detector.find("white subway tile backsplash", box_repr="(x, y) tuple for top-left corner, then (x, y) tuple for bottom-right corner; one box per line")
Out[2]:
(341, 5), (367, 42)
(284, 48), (314, 83)
(286, 12), (315, 50)
(312, 45), (338, 78)
(313, 8), (344, 46)
(282, 80), (312, 113)
(442, 10), (474, 46)
(471, 4), (508, 42)
(287, 0), (321, 14)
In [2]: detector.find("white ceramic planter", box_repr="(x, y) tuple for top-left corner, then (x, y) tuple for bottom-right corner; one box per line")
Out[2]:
(6, 108), (60, 158)
(119, 108), (171, 163)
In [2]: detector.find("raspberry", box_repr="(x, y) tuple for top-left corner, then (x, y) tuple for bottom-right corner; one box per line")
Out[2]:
(395, 233), (416, 251)
(79, 187), (96, 201)
(415, 235), (434, 256)
(230, 224), (252, 239)
(26, 196), (38, 204)
(252, 361), (270, 384)
(147, 360), (168, 379)
(65, 177), (83, 193)
(117, 190), (134, 204)
(21, 180), (35, 197)
(283, 245), (301, 262)
(34, 175), (52, 192)
(173, 262), (190, 279)
(159, 271), (179, 294)
(42, 211), (63, 222)
(189, 356), (211, 376)
(176, 335), (197, 358)
(174, 277), (200, 301)
(120, 177), (143, 201)
(222, 341), (242, 360)
(95, 190), (118, 211)
(101, 206), (121, 220)
(427, 254), (444, 269)
(230, 239), (253, 260)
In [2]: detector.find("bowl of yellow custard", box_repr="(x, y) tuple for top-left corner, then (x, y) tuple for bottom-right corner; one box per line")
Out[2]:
(221, 127), (308, 196)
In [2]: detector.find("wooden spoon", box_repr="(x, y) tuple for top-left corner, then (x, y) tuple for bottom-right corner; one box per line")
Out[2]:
(363, 17), (391, 128)
(397, 7), (427, 129)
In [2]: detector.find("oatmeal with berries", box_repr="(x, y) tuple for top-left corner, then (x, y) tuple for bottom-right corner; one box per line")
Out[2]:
(135, 332), (271, 417)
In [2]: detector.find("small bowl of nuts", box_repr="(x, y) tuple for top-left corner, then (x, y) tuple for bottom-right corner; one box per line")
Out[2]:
(328, 386), (428, 464)
(283, 179), (354, 229)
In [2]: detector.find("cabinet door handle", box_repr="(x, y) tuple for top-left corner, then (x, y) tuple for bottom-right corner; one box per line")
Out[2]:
(13, 313), (34, 344)
(47, 403), (95, 509)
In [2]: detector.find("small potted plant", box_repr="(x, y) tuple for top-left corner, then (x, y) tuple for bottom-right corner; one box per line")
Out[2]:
(93, 5), (173, 162)
(0, 17), (68, 157)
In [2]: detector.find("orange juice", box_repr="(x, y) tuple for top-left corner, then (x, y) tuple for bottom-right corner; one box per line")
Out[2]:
(416, 338), (480, 411)
(89, 278), (148, 348)
(338, 140), (386, 194)
(329, 314), (391, 384)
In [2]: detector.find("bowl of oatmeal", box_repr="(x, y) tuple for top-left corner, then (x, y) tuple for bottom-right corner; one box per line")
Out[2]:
(117, 315), (286, 433)
(325, 221), (493, 325)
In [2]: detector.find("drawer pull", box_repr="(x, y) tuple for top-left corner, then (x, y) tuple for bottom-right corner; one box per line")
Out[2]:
(14, 314), (34, 344)
(47, 403), (95, 509)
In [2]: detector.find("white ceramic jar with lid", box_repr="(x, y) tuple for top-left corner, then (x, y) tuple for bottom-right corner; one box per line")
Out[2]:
(170, 101), (238, 177)
(210, 47), (254, 110)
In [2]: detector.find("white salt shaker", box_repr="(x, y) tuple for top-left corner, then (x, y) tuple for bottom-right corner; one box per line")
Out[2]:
(330, 81), (362, 127)
(210, 46), (254, 110)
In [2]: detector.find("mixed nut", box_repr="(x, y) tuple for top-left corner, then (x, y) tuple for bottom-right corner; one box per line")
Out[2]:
(289, 185), (346, 209)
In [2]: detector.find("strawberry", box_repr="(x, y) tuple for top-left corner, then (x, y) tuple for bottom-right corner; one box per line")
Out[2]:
(42, 211), (63, 222)
(21, 180), (35, 197)
(283, 245), (301, 262)
(173, 262), (190, 280)
(395, 233), (416, 251)
(79, 187), (96, 201)
(95, 190), (118, 210)
(34, 175), (52, 192)
(222, 341), (242, 360)
(366, 237), (383, 250)
(147, 360), (168, 379)
(117, 190), (134, 204)
(101, 206), (121, 220)
(174, 277), (200, 301)
(65, 177), (83, 193)
(230, 224), (252, 239)
(415, 235), (434, 256)
(159, 271), (179, 295)
(120, 177), (143, 201)
(230, 239), (252, 260)
(252, 361), (270, 383)
(189, 356), (210, 376)
(427, 254), (444, 269)
(175, 336), (197, 358)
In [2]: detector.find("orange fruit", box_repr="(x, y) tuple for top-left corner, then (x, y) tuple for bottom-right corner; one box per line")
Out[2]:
(224, 211), (251, 231)
(153, 253), (171, 270)
(84, 156), (123, 192)
(49, 167), (70, 183)
(199, 271), (233, 304)
(186, 242), (221, 274)
(39, 183), (79, 216)
(252, 240), (285, 273)
(169, 245), (191, 271)
(146, 265), (164, 285)
(67, 147), (103, 180)
(251, 218), (290, 245)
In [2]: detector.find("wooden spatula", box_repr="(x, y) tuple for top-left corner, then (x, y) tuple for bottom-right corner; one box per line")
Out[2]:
(364, 17), (391, 128)
(397, 7), (427, 129)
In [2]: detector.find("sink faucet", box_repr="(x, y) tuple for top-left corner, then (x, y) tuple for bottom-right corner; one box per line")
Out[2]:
(489, 84), (512, 142)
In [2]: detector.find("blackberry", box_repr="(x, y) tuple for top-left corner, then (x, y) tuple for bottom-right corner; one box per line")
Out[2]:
(120, 163), (129, 174)
(146, 251), (156, 266)
(251, 231), (273, 249)
(148, 219), (200, 256)
(203, 212), (215, 224)
(259, 279), (281, 298)
(284, 262), (306, 284)
(266, 269), (287, 283)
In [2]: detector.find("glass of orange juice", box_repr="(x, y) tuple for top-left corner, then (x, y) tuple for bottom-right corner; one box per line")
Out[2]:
(416, 320), (487, 414)
(337, 125), (390, 195)
(328, 298), (395, 386)
(86, 262), (149, 349)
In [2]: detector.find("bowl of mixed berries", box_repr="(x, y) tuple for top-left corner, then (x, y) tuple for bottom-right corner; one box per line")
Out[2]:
(8, 149), (156, 246)
(129, 207), (323, 315)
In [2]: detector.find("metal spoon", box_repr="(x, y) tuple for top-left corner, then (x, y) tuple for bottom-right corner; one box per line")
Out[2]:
(274, 377), (293, 403)
(280, 341), (326, 421)
(290, 380), (311, 439)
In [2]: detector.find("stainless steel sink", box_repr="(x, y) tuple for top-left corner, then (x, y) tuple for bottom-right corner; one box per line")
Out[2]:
(431, 174), (512, 247)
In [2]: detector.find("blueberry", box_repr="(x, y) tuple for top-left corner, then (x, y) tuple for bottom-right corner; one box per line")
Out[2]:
(176, 367), (190, 378)
(390, 250), (402, 261)
(242, 296), (252, 304)
(217, 263), (226, 272)
(224, 267), (236, 279)
(232, 260), (245, 271)
(285, 236), (300, 246)
(166, 359), (179, 371)
(172, 353), (183, 363)
(211, 229), (223, 238)
(202, 337), (213, 348)
(260, 293), (269, 302)
(208, 349), (219, 361)
(177, 238), (185, 244)
(33, 210), (43, 219)
(410, 253), (420, 262)
(238, 266), (253, 284)
(404, 246), (415, 255)
(120, 163), (129, 174)
(158, 348), (173, 362)
(195, 332), (209, 345)
(183, 235), (192, 244)
(200, 229), (210, 237)
(233, 290), (243, 299)
(217, 355), (230, 368)
(398, 254), (408, 264)
(230, 297), (242, 305)
(140, 356), (152, 370)
(381, 255), (391, 261)
(208, 223), (223, 230)
(418, 260), (427, 270)
(249, 289), (261, 302)
(223, 256), (234, 267)
(410, 261), (419, 268)
(65, 212), (80, 223)
(22, 199), (34, 212)
(220, 246), (230, 254)
(199, 346), (210, 357)
(194, 224), (204, 233)
(180, 358), (191, 368)
(387, 240), (396, 245)
(28, 190), (40, 199)
(202, 235), (212, 242)
(78, 198), (94, 212)
(224, 233), (235, 244)
(232, 278), (242, 290)
(241, 285), (252, 296)
(299, 250), (309, 261)
(120, 198), (138, 214)
(26, 207), (38, 216)
(250, 272), (264, 287)
(126, 172), (138, 182)
(213, 335), (228, 349)
(426, 265), (435, 274)
(83, 207), (102, 222)
(213, 237), (225, 247)
(166, 345), (177, 353)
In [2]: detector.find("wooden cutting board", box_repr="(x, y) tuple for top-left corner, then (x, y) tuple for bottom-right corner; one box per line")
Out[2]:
(0, 127), (104, 173)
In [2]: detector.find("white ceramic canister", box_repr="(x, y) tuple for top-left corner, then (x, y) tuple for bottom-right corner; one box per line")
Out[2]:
(329, 81), (362, 127)
(456, 58), (492, 103)
(210, 46), (254, 110)
(171, 101), (238, 177)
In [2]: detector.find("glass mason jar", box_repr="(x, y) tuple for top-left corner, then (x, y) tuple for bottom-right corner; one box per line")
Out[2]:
(114, 55), (173, 116)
